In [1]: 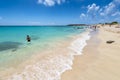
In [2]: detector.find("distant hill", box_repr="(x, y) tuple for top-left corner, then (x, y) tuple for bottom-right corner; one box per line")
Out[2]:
(67, 24), (89, 26)
(99, 21), (119, 25)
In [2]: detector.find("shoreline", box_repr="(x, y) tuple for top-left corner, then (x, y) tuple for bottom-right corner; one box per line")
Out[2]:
(61, 29), (100, 80)
(61, 28), (120, 80)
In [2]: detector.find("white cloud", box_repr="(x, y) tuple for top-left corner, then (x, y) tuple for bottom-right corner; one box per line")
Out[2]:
(87, 3), (100, 13)
(80, 13), (86, 18)
(86, 3), (100, 20)
(86, 3), (100, 19)
(100, 0), (120, 16)
(79, 0), (120, 23)
(38, 0), (65, 6)
(112, 11), (120, 16)
(79, 3), (101, 24)
(100, 2), (115, 16)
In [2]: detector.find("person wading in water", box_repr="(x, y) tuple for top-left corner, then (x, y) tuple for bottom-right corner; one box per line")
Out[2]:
(26, 35), (31, 42)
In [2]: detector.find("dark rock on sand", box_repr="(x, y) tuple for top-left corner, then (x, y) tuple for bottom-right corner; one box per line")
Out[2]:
(106, 40), (115, 44)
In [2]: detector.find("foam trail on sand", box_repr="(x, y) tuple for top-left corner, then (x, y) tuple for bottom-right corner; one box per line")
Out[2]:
(8, 32), (91, 80)
(8, 55), (73, 80)
(69, 32), (91, 55)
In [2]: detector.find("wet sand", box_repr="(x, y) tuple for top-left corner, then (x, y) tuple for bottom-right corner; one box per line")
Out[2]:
(61, 28), (120, 80)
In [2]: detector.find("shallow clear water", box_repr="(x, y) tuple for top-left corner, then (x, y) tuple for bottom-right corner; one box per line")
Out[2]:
(0, 26), (86, 68)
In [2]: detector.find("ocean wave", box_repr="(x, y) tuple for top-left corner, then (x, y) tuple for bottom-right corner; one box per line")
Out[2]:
(69, 32), (91, 55)
(8, 31), (91, 80)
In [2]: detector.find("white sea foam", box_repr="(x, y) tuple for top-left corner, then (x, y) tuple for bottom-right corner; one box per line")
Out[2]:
(8, 31), (91, 80)
(69, 32), (91, 55)
(8, 55), (73, 80)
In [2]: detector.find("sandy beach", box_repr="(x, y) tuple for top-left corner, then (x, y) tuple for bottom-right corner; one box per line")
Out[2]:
(61, 27), (120, 80)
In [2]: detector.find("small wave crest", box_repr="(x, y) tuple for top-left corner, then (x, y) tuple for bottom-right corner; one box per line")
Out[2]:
(69, 32), (91, 55)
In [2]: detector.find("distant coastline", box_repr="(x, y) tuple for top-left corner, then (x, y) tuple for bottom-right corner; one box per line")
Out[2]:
(67, 24), (89, 26)
(0, 24), (89, 27)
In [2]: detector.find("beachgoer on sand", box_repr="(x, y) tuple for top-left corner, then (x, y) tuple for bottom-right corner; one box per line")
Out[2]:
(95, 26), (97, 29)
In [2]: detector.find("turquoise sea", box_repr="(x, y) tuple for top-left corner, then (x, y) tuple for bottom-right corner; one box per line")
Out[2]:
(0, 26), (89, 80)
(0, 26), (85, 65)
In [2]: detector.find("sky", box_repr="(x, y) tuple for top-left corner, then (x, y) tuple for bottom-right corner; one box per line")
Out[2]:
(0, 0), (120, 25)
